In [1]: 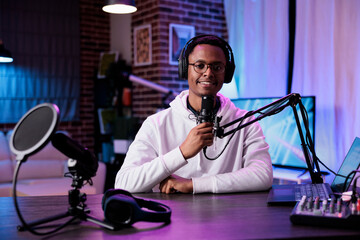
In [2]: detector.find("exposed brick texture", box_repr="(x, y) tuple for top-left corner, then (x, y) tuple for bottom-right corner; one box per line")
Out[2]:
(131, 0), (228, 121)
(0, 0), (227, 151)
(52, 0), (110, 150)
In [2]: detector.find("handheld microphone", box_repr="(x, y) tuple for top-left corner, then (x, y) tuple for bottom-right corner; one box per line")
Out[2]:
(197, 95), (214, 124)
(51, 132), (98, 181)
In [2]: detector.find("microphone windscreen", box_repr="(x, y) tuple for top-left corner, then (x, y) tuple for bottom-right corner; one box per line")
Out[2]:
(199, 95), (214, 123)
(51, 132), (87, 160)
(201, 95), (214, 112)
(51, 132), (98, 179)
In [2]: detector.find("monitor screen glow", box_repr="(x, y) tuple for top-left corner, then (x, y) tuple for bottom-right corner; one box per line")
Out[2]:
(231, 96), (315, 169)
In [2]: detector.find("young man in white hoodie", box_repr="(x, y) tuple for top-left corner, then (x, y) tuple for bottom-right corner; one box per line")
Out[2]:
(115, 35), (273, 194)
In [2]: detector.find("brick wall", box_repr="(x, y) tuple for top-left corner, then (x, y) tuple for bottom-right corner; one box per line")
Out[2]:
(0, 0), (109, 151)
(131, 0), (228, 121)
(66, 0), (110, 149)
(0, 0), (227, 151)
(55, 0), (110, 150)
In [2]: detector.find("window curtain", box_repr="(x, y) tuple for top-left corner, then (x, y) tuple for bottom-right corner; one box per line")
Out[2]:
(292, 0), (360, 179)
(0, 0), (80, 123)
(224, 0), (360, 180)
(222, 0), (289, 99)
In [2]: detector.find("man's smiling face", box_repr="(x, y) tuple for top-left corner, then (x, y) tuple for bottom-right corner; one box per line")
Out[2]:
(187, 44), (226, 106)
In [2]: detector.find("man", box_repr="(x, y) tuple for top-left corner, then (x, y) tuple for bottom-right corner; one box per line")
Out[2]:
(115, 35), (273, 194)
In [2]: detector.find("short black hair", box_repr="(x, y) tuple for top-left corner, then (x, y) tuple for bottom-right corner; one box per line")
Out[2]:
(184, 35), (231, 64)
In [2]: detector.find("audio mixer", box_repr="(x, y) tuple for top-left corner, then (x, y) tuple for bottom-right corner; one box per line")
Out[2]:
(290, 195), (360, 229)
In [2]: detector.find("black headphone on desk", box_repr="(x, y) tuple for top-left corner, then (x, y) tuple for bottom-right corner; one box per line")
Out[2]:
(102, 189), (171, 227)
(178, 34), (236, 84)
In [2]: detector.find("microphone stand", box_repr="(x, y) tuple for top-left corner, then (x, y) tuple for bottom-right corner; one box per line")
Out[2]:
(15, 160), (115, 235)
(213, 93), (323, 184)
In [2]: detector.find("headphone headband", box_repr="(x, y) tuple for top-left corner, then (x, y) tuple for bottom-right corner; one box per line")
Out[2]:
(178, 34), (235, 84)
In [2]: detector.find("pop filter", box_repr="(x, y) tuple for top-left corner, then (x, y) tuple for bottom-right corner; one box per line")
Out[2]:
(10, 103), (117, 234)
(9, 103), (60, 162)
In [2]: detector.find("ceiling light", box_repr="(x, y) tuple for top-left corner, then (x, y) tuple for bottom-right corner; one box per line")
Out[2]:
(102, 0), (137, 14)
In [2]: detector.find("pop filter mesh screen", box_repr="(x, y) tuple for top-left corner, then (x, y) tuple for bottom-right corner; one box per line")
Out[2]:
(13, 106), (55, 151)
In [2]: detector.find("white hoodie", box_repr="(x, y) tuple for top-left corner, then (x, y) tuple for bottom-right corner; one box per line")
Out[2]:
(115, 90), (273, 193)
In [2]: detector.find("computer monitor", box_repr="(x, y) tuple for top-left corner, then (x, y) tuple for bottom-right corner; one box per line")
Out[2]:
(231, 96), (315, 169)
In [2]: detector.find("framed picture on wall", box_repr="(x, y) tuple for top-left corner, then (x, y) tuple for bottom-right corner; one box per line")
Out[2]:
(134, 24), (152, 66)
(169, 23), (195, 65)
(97, 51), (119, 79)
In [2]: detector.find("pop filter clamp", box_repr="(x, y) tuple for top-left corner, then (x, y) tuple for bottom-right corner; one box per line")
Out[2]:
(10, 103), (115, 236)
(213, 93), (324, 184)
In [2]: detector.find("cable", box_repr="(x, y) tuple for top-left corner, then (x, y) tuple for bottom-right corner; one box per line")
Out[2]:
(317, 158), (342, 176)
(204, 101), (299, 160)
(350, 175), (360, 208)
(204, 95), (345, 182)
(343, 170), (360, 193)
(12, 161), (77, 235)
(204, 111), (251, 160)
(298, 102), (346, 178)
(352, 175), (360, 194)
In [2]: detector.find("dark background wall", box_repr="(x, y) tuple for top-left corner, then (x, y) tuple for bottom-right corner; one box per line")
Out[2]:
(131, 0), (227, 120)
(0, 0), (227, 151)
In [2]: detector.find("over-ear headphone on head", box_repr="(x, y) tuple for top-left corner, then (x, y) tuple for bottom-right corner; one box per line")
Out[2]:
(102, 189), (171, 228)
(178, 34), (235, 84)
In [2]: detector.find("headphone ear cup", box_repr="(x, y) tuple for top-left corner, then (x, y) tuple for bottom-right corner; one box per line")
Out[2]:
(102, 189), (132, 210)
(224, 43), (235, 83)
(224, 60), (235, 83)
(102, 189), (114, 210)
(103, 194), (138, 226)
(178, 47), (187, 79)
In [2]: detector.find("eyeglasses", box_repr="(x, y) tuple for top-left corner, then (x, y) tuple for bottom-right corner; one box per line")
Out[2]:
(188, 62), (226, 74)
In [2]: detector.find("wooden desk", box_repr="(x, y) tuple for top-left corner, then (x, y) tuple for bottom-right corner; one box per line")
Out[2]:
(1, 191), (360, 239)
